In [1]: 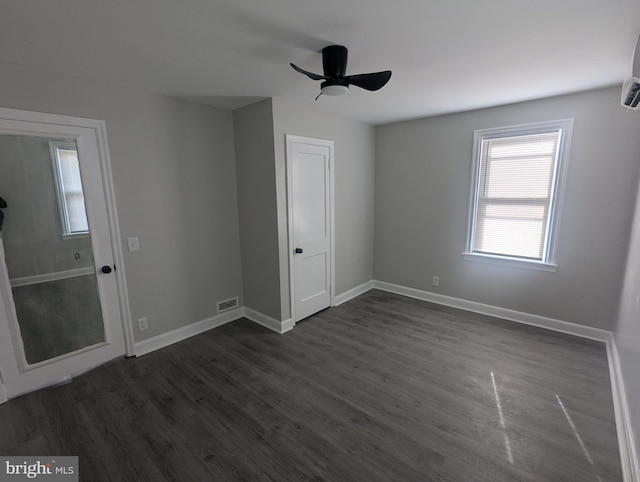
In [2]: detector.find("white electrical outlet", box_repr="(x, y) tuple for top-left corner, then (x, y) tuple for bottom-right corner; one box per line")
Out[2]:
(432, 276), (440, 287)
(137, 317), (148, 331)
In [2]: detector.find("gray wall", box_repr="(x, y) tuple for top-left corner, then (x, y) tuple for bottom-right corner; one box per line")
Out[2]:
(614, 171), (640, 463)
(232, 97), (376, 322)
(272, 97), (376, 319)
(232, 100), (281, 320)
(375, 87), (640, 330)
(0, 61), (243, 342)
(0, 136), (93, 279)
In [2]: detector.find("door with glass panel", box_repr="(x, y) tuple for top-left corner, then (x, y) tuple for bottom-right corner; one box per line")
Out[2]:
(0, 111), (125, 401)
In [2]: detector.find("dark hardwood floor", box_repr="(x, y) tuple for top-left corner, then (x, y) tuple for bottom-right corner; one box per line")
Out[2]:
(0, 290), (622, 481)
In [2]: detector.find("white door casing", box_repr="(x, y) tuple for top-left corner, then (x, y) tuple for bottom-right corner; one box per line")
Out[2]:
(286, 135), (335, 323)
(0, 108), (133, 401)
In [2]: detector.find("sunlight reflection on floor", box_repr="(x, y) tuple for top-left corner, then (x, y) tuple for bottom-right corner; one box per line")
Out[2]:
(491, 372), (514, 465)
(556, 394), (602, 482)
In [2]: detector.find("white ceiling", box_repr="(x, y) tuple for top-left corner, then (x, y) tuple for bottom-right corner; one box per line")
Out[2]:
(1, 0), (639, 125)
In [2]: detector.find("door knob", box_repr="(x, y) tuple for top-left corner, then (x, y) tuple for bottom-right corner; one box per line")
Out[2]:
(295, 248), (303, 254)
(101, 265), (113, 274)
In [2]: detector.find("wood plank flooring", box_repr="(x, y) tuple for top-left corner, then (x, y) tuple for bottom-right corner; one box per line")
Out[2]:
(0, 290), (622, 481)
(12, 274), (104, 364)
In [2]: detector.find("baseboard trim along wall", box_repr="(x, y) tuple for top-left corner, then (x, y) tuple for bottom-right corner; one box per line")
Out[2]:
(10, 266), (95, 287)
(243, 308), (294, 334)
(371, 279), (637, 482)
(606, 336), (640, 482)
(134, 306), (293, 356)
(135, 282), (371, 357)
(373, 280), (610, 341)
(134, 307), (244, 356)
(334, 280), (374, 306)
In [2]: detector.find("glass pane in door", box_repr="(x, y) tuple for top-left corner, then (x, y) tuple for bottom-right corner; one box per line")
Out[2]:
(0, 134), (105, 365)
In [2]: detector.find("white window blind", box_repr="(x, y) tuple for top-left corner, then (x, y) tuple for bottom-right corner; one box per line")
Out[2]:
(50, 141), (89, 236)
(466, 120), (572, 267)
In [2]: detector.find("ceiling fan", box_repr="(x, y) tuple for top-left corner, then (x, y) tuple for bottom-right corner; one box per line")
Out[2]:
(290, 45), (392, 100)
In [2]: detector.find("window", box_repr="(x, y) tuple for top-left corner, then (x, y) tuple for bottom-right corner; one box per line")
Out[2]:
(465, 119), (572, 269)
(50, 141), (89, 236)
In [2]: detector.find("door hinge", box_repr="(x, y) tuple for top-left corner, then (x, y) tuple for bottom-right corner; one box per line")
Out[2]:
(0, 368), (4, 384)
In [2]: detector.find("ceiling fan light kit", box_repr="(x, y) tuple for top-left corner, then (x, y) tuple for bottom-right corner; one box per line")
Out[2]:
(321, 83), (349, 96)
(291, 45), (391, 100)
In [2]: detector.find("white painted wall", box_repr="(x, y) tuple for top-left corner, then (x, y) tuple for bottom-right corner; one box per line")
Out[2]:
(232, 100), (281, 320)
(0, 61), (243, 341)
(375, 87), (640, 330)
(614, 169), (640, 468)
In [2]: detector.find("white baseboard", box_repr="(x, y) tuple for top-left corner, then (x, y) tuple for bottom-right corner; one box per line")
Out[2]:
(134, 305), (294, 356)
(334, 280), (374, 306)
(243, 307), (294, 334)
(135, 307), (243, 356)
(372, 280), (610, 342)
(606, 336), (640, 482)
(10, 266), (95, 287)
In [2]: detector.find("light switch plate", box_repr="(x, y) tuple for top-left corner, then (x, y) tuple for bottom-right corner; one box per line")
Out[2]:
(127, 236), (140, 252)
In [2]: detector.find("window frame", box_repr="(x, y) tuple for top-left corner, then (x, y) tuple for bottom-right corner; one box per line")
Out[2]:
(49, 140), (90, 239)
(464, 119), (573, 271)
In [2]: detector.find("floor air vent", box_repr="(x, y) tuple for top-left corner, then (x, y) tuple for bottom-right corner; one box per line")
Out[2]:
(217, 297), (238, 313)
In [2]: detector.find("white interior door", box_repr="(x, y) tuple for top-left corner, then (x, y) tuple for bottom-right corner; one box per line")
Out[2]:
(286, 135), (334, 323)
(0, 111), (126, 401)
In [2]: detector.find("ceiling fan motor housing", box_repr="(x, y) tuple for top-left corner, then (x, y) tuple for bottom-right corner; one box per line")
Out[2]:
(322, 45), (348, 78)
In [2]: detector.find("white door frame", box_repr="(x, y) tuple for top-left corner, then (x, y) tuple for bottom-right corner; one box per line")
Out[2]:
(0, 108), (135, 402)
(285, 134), (335, 323)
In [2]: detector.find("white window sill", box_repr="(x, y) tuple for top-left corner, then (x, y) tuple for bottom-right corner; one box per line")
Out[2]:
(62, 232), (90, 240)
(462, 252), (558, 272)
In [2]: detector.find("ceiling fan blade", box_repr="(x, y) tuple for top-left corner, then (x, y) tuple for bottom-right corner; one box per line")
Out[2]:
(290, 63), (327, 81)
(345, 71), (392, 91)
